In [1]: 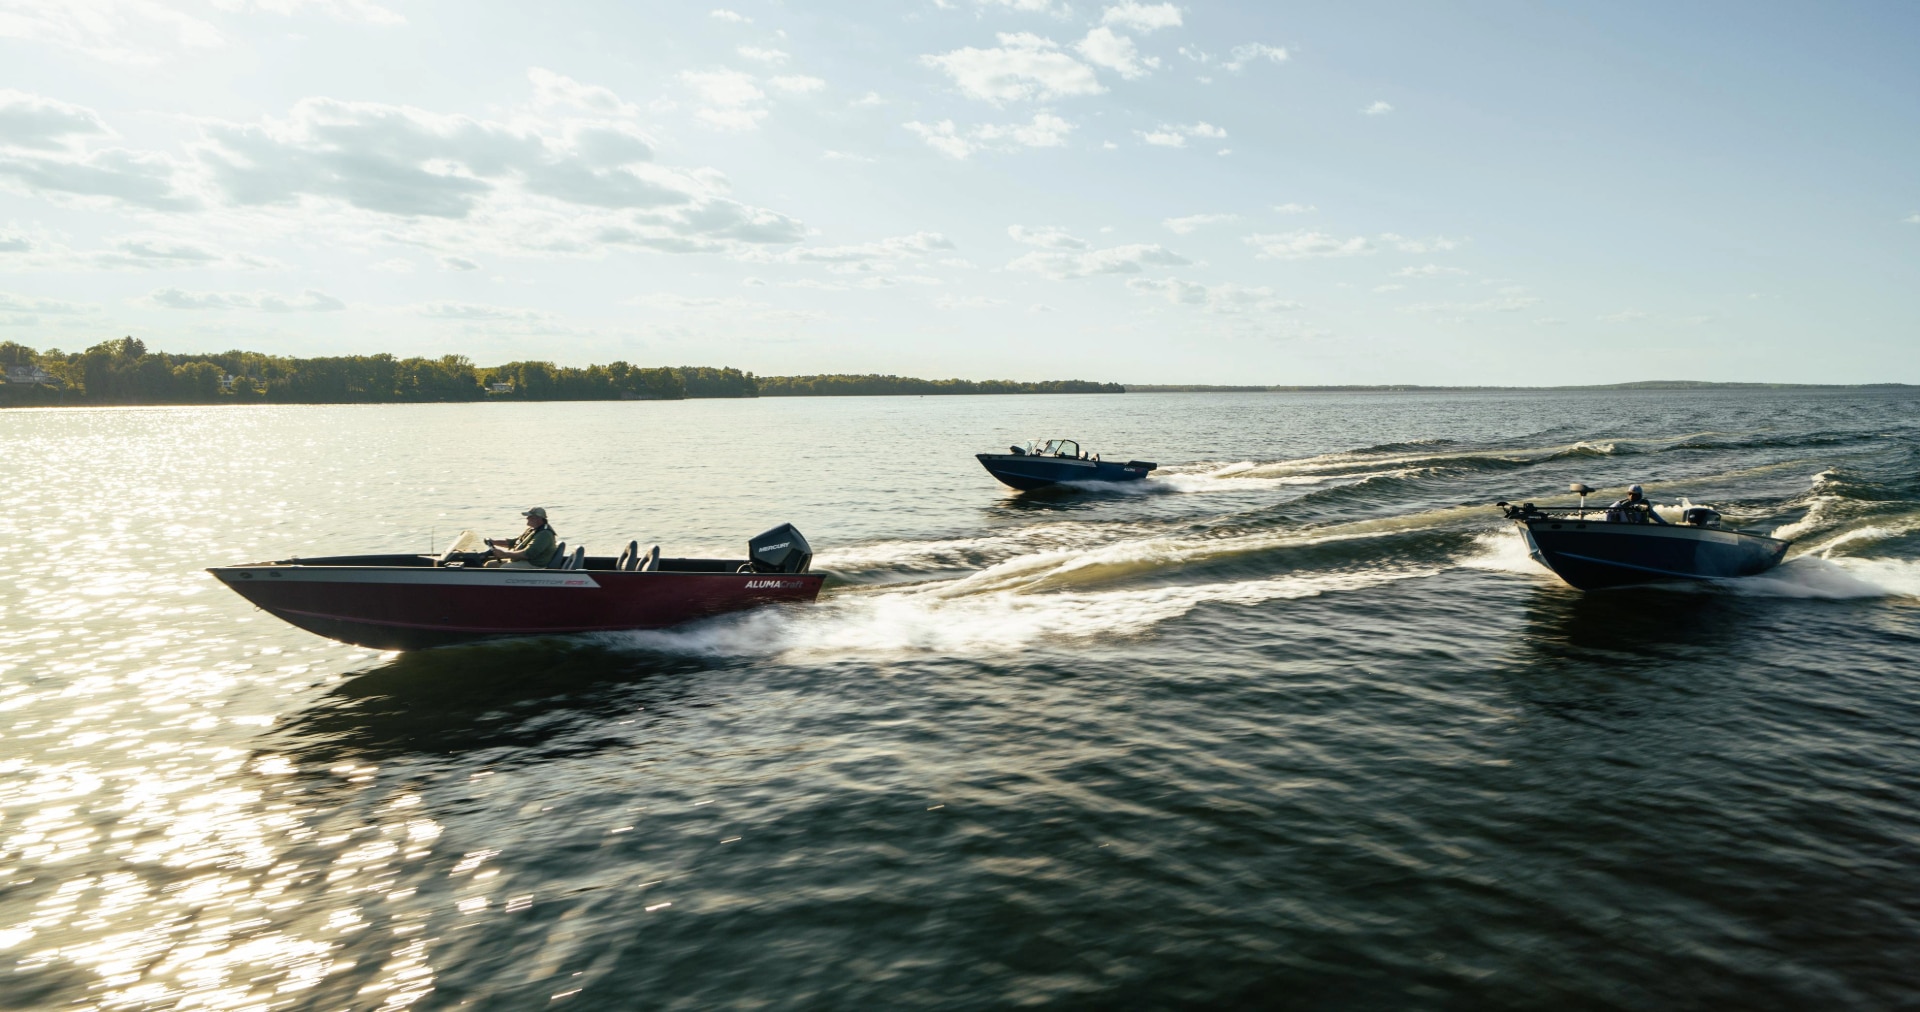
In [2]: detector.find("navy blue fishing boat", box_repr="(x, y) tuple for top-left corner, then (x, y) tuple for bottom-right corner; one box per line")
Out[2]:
(1499, 483), (1790, 590)
(976, 438), (1157, 491)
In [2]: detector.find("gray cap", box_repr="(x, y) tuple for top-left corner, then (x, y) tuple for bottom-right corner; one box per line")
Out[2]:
(1627, 485), (1643, 495)
(522, 506), (547, 519)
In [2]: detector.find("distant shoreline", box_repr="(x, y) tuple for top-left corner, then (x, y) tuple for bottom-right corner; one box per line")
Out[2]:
(4, 339), (1911, 408)
(1126, 382), (1917, 392)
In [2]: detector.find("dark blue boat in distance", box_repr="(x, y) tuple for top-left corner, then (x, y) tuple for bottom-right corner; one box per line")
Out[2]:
(977, 438), (1157, 491)
(1499, 483), (1790, 590)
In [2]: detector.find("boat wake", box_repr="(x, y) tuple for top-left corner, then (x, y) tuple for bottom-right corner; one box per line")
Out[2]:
(598, 563), (1439, 661)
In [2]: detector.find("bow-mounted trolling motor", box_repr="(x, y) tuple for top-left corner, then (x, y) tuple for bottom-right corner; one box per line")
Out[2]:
(746, 523), (814, 574)
(1497, 482), (1594, 521)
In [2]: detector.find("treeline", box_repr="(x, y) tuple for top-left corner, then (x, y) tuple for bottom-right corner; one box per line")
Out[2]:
(758, 374), (1124, 396)
(0, 338), (1120, 406)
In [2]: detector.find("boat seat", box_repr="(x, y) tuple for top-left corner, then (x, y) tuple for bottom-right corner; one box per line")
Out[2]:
(640, 545), (660, 572)
(618, 540), (639, 571)
(545, 541), (568, 568)
(568, 546), (586, 570)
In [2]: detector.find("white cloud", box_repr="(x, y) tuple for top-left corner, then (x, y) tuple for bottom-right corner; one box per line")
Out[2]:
(1075, 27), (1157, 79)
(1127, 277), (1301, 314)
(1382, 233), (1462, 253)
(210, 0), (404, 26)
(145, 286), (346, 312)
(737, 46), (788, 64)
(769, 75), (826, 94)
(0, 289), (93, 315)
(1363, 100), (1394, 116)
(0, 230), (281, 271)
(922, 33), (1104, 103)
(418, 301), (547, 320)
(0, 0), (224, 66)
(1136, 121), (1224, 148)
(1163, 213), (1236, 234)
(1902, 213), (1920, 225)
(1246, 230), (1373, 259)
(182, 86), (808, 256)
(1006, 242), (1190, 279)
(368, 258), (413, 272)
(1101, 2), (1182, 32)
(0, 89), (111, 150)
(710, 9), (751, 22)
(440, 255), (480, 271)
(527, 68), (639, 117)
(823, 150), (875, 162)
(1224, 43), (1288, 71)
(1405, 295), (1540, 314)
(0, 144), (198, 211)
(682, 69), (768, 129)
(1272, 202), (1315, 214)
(1008, 224), (1087, 249)
(850, 91), (885, 108)
(973, 0), (1067, 12)
(906, 113), (1073, 158)
(1395, 264), (1467, 277)
(743, 232), (957, 275)
(933, 294), (1004, 310)
(1372, 283), (1404, 293)
(1598, 309), (1648, 323)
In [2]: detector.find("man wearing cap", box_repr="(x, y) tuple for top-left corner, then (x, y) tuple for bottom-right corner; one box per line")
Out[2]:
(1605, 485), (1668, 525)
(483, 508), (559, 567)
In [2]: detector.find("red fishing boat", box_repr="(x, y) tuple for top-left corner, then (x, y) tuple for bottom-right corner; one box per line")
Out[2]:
(209, 524), (822, 650)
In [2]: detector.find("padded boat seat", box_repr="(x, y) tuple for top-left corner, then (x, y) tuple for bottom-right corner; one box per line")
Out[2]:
(618, 541), (640, 571)
(639, 545), (660, 572)
(545, 541), (568, 568)
(567, 546), (585, 570)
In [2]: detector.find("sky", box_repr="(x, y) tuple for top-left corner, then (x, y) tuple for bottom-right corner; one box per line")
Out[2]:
(1, 0), (1916, 385)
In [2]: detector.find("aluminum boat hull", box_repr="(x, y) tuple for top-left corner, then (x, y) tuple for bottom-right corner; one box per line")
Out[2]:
(210, 558), (824, 650)
(1516, 517), (1789, 590)
(976, 453), (1155, 491)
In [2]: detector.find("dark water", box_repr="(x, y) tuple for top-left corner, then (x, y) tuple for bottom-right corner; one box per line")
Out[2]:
(3, 390), (1918, 1010)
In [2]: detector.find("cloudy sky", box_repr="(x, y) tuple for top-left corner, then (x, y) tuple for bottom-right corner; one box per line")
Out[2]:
(1, 1), (1915, 384)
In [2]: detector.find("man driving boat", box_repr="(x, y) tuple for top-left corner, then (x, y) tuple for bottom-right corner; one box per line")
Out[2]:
(484, 507), (559, 567)
(1606, 485), (1669, 525)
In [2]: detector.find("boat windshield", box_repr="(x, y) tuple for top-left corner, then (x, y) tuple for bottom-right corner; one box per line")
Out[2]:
(437, 529), (486, 562)
(1056, 440), (1079, 457)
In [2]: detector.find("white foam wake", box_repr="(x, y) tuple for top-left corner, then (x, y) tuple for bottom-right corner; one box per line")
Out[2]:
(1713, 555), (1919, 599)
(1458, 530), (1555, 578)
(600, 564), (1437, 661)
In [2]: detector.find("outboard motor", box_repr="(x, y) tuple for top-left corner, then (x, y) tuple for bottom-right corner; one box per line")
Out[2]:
(747, 523), (813, 574)
(1682, 507), (1722, 528)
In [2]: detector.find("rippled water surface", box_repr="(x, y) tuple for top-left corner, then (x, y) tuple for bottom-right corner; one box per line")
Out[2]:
(3, 390), (1918, 1009)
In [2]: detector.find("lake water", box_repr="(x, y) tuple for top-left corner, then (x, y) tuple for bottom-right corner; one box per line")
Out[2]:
(3, 390), (1917, 1009)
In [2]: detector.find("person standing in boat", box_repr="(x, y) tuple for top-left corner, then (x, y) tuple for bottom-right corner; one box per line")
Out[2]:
(484, 507), (560, 567)
(1606, 485), (1669, 525)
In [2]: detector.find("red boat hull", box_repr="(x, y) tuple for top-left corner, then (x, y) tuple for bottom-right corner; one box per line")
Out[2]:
(209, 563), (824, 650)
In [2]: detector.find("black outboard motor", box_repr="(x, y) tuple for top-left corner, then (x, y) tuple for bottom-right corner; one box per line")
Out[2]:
(1682, 507), (1723, 528)
(747, 523), (813, 574)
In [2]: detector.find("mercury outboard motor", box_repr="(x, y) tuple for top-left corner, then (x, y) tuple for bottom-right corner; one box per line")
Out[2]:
(747, 523), (813, 574)
(1682, 507), (1722, 528)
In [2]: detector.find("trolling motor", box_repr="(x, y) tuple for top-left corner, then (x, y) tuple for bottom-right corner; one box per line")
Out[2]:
(1569, 483), (1593, 518)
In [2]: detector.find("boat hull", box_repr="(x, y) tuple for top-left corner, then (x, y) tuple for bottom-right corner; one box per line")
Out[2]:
(209, 563), (824, 650)
(1516, 518), (1789, 590)
(976, 453), (1155, 490)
